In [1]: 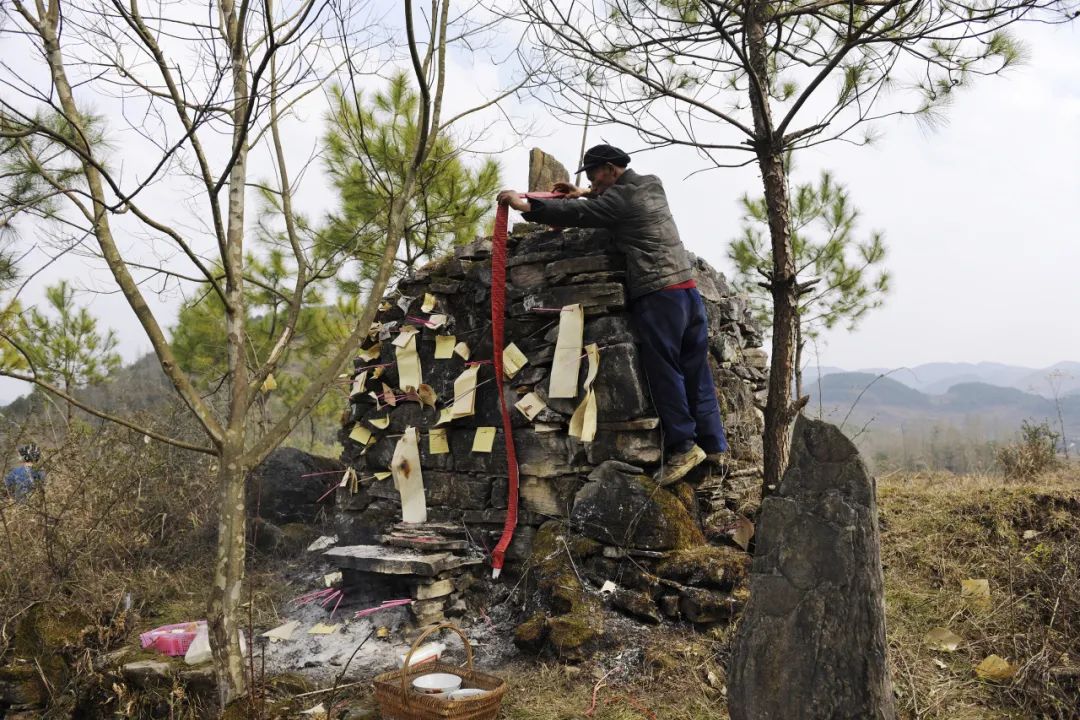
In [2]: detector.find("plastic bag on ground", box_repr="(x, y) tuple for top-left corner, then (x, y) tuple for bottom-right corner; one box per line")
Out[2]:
(184, 624), (247, 665)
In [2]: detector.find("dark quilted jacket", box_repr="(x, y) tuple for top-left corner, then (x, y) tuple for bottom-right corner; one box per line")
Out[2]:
(521, 168), (693, 299)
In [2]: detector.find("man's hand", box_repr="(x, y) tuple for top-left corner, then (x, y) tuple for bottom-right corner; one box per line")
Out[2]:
(497, 190), (531, 213)
(552, 181), (588, 198)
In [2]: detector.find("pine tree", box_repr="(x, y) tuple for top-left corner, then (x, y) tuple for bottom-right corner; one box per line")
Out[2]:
(729, 169), (890, 398)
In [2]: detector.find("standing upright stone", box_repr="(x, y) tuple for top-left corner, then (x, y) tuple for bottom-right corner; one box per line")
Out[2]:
(728, 416), (896, 720)
(528, 148), (569, 192)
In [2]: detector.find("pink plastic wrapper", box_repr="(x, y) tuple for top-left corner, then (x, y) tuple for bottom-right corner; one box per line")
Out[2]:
(139, 621), (206, 657)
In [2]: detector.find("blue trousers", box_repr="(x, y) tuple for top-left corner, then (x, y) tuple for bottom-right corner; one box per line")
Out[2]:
(632, 287), (729, 454)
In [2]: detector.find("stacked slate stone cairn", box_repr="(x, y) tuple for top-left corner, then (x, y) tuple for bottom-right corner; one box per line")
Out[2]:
(330, 152), (769, 644)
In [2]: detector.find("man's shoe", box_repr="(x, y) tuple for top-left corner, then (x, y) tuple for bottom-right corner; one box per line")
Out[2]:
(654, 444), (706, 486)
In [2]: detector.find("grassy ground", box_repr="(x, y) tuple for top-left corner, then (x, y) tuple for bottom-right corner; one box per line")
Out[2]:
(475, 469), (1080, 720)
(5, 424), (1076, 718)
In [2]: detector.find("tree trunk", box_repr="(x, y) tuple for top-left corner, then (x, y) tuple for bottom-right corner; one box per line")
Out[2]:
(208, 441), (248, 705)
(794, 326), (804, 401)
(746, 2), (799, 496)
(210, 0), (252, 704)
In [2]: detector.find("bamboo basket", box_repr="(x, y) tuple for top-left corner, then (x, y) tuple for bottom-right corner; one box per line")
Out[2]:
(373, 622), (507, 720)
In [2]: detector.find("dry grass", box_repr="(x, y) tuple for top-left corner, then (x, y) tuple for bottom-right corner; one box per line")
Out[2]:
(879, 467), (1080, 719)
(4, 416), (1077, 720)
(465, 468), (1080, 720)
(497, 632), (729, 720)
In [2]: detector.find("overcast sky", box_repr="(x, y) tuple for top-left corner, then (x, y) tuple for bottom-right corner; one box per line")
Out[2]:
(1, 10), (1078, 403)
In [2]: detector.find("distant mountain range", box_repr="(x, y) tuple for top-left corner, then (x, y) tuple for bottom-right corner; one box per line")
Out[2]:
(803, 361), (1080, 399)
(806, 368), (1080, 448)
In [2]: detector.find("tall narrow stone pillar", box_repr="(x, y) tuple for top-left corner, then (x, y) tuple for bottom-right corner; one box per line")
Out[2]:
(728, 415), (896, 720)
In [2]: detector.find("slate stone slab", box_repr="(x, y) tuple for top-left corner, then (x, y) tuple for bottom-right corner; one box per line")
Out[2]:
(518, 283), (625, 315)
(324, 545), (482, 577)
(585, 428), (662, 466)
(727, 416), (897, 720)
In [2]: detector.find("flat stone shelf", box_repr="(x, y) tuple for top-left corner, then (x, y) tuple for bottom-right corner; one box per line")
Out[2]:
(324, 545), (482, 577)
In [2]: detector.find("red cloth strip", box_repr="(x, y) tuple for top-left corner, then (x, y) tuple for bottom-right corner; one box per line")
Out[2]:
(489, 191), (562, 576)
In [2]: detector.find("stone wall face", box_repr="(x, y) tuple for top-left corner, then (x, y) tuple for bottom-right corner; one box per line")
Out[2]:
(335, 221), (767, 564)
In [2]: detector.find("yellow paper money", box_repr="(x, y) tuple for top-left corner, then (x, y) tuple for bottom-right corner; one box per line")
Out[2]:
(472, 426), (496, 453)
(349, 371), (368, 398)
(428, 428), (449, 455)
(435, 335), (456, 359)
(503, 342), (529, 379)
(452, 365), (480, 418)
(357, 345), (381, 361)
(368, 415), (390, 429)
(396, 334), (422, 391)
(453, 341), (471, 361)
(569, 343), (600, 442)
(392, 325), (419, 348)
(421, 293), (437, 313)
(514, 391), (546, 421)
(349, 424), (373, 445)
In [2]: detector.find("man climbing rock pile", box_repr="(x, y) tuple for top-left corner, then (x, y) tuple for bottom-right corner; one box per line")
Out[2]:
(498, 144), (728, 484)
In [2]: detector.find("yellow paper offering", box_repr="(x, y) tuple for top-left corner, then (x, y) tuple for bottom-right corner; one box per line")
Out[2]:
(452, 365), (480, 418)
(569, 343), (600, 442)
(373, 471), (392, 481)
(392, 325), (419, 348)
(435, 335), (456, 359)
(472, 427), (496, 453)
(435, 407), (454, 426)
(453, 341), (471, 360)
(349, 371), (368, 398)
(396, 334), (422, 391)
(357, 345), (381, 361)
(548, 304), (584, 398)
(368, 415), (390, 429)
(503, 342), (529, 379)
(428, 314), (447, 329)
(391, 427), (426, 523)
(514, 392), (546, 421)
(428, 428), (449, 455)
(422, 293), (437, 313)
(349, 424), (373, 445)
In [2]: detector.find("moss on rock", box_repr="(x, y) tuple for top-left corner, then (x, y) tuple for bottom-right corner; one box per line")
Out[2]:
(513, 521), (605, 660)
(656, 545), (749, 590)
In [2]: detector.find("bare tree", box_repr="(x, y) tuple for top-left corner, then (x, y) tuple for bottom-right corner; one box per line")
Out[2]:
(0, 0), (527, 705)
(516, 0), (1079, 494)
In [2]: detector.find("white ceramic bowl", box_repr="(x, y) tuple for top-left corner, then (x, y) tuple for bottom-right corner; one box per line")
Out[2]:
(448, 688), (488, 701)
(412, 673), (462, 696)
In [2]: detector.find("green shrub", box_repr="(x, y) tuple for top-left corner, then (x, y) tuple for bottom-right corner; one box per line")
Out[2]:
(995, 420), (1061, 480)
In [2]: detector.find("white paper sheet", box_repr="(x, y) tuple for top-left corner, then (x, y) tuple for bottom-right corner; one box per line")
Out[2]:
(396, 334), (422, 391)
(548, 304), (584, 398)
(391, 427), (427, 523)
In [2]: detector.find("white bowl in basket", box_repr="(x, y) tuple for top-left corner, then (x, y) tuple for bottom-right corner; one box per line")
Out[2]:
(412, 673), (462, 697)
